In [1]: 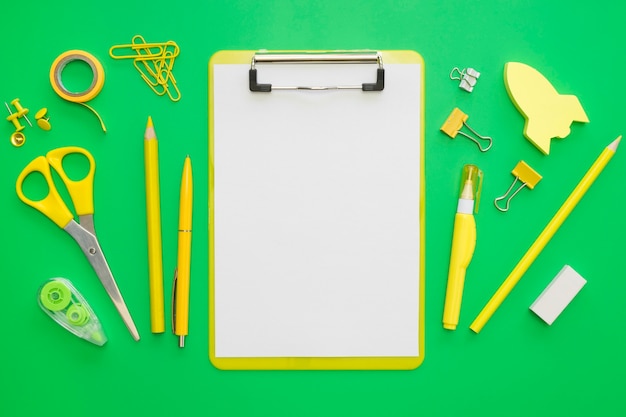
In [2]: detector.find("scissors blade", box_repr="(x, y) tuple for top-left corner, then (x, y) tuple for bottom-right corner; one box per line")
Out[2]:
(78, 214), (96, 236)
(64, 220), (140, 341)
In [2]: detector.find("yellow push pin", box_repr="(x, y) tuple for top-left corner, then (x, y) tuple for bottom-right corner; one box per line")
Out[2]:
(440, 107), (493, 152)
(35, 108), (52, 130)
(5, 102), (25, 131)
(494, 161), (542, 212)
(10, 98), (33, 127)
(10, 131), (26, 147)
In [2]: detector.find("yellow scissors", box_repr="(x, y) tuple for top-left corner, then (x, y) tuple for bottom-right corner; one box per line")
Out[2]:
(16, 146), (140, 341)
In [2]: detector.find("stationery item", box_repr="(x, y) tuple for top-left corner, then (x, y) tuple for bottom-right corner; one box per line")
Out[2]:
(38, 277), (107, 346)
(6, 100), (49, 145)
(173, 156), (193, 347)
(494, 161), (542, 212)
(109, 35), (181, 101)
(144, 117), (165, 334)
(16, 146), (140, 341)
(35, 108), (52, 130)
(471, 136), (621, 333)
(6, 98), (32, 127)
(210, 50), (425, 370)
(249, 52), (385, 91)
(10, 131), (25, 147)
(443, 164), (483, 330)
(504, 62), (589, 155)
(6, 105), (26, 145)
(5, 101), (26, 132)
(441, 107), (493, 152)
(530, 265), (586, 325)
(50, 50), (107, 132)
(450, 67), (480, 92)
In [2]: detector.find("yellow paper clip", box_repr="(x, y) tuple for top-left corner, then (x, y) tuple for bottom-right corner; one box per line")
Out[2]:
(494, 161), (542, 212)
(109, 35), (181, 102)
(133, 58), (181, 101)
(133, 50), (177, 85)
(109, 35), (180, 60)
(440, 108), (493, 152)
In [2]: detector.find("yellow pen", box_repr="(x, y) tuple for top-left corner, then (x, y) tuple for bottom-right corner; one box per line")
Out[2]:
(173, 156), (193, 347)
(443, 164), (483, 330)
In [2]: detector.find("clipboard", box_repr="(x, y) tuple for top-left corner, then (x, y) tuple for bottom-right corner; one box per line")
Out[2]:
(209, 50), (425, 370)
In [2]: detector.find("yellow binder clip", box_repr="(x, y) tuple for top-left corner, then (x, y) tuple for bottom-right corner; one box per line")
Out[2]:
(494, 161), (542, 212)
(440, 108), (493, 152)
(109, 35), (181, 102)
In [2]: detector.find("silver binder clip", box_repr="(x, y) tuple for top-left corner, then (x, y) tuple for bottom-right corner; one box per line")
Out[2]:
(450, 67), (481, 92)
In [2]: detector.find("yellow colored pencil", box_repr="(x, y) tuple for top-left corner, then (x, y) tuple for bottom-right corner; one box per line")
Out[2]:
(144, 116), (165, 333)
(470, 136), (621, 333)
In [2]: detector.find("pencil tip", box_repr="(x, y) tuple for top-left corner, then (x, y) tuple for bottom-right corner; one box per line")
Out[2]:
(144, 116), (156, 140)
(609, 135), (621, 151)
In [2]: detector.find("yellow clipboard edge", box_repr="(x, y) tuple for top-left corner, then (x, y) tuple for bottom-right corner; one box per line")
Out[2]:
(208, 50), (425, 370)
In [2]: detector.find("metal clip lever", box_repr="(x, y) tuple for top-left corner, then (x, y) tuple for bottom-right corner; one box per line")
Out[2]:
(441, 107), (493, 152)
(494, 161), (542, 212)
(249, 52), (385, 92)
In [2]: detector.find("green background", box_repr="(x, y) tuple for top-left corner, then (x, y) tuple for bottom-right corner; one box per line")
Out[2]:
(1, 1), (625, 416)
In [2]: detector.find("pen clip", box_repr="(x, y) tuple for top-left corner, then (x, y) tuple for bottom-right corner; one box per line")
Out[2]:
(171, 267), (178, 335)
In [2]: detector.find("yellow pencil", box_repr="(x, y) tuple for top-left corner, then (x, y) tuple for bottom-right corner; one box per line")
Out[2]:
(470, 136), (621, 333)
(144, 116), (165, 333)
(173, 156), (193, 347)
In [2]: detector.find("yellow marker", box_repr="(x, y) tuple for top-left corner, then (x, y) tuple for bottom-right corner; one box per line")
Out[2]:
(443, 164), (483, 330)
(471, 136), (621, 333)
(173, 156), (193, 348)
(504, 62), (589, 155)
(144, 117), (165, 333)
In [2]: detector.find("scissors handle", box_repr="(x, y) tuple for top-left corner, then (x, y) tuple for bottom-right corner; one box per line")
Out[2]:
(46, 147), (96, 217)
(16, 156), (74, 229)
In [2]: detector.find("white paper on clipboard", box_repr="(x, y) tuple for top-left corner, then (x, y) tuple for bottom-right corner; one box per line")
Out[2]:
(212, 52), (423, 360)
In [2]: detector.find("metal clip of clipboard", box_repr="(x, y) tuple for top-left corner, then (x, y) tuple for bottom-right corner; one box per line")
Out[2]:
(249, 52), (385, 92)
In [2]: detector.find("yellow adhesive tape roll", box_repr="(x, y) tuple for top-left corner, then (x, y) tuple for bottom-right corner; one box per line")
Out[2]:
(50, 50), (107, 132)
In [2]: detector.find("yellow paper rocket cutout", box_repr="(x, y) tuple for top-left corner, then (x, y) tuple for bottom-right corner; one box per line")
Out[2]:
(504, 62), (589, 155)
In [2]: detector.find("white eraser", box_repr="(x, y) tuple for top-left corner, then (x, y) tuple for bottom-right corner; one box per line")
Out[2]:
(530, 265), (586, 325)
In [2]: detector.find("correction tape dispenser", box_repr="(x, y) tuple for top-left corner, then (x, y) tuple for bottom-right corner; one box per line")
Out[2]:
(37, 278), (107, 346)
